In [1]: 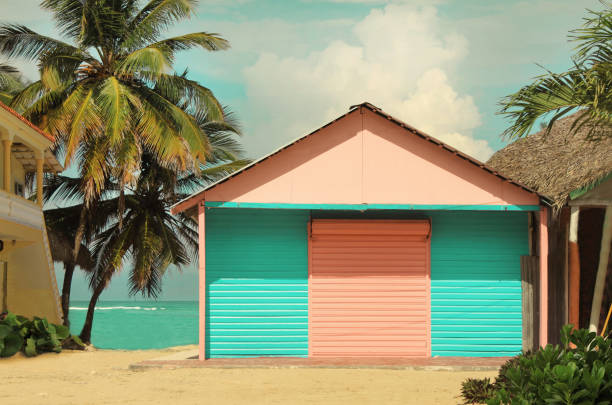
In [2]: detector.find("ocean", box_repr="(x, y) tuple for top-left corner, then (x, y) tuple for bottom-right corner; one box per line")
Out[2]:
(68, 301), (198, 350)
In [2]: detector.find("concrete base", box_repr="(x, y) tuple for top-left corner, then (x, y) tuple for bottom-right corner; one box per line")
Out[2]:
(131, 355), (509, 372)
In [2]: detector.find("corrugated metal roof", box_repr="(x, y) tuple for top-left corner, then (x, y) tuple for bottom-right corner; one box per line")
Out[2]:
(172, 102), (547, 214)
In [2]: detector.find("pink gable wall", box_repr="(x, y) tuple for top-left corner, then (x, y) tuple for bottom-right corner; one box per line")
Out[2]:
(205, 108), (539, 206)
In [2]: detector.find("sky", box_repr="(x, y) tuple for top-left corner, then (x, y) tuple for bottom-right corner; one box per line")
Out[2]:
(3, 0), (599, 301)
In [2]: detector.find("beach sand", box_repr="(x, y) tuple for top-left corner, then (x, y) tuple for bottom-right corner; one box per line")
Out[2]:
(0, 346), (496, 405)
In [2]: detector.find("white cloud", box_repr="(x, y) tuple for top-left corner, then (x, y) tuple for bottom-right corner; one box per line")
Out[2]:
(241, 3), (493, 160)
(5, 0), (495, 160)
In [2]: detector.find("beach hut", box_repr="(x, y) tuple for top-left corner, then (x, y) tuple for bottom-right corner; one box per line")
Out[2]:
(488, 114), (612, 344)
(172, 102), (550, 359)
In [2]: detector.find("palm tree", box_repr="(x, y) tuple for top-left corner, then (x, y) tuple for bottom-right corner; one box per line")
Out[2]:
(44, 113), (244, 334)
(42, 110), (246, 340)
(499, 2), (612, 139)
(42, 174), (118, 326)
(0, 0), (239, 322)
(0, 63), (24, 103)
(45, 205), (95, 326)
(78, 153), (247, 343)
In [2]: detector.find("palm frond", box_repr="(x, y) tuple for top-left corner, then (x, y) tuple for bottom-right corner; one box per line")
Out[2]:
(0, 24), (84, 61)
(64, 86), (101, 165)
(156, 72), (226, 122)
(148, 32), (229, 53)
(117, 46), (172, 78)
(501, 1), (612, 139)
(0, 64), (24, 100)
(500, 62), (612, 139)
(125, 0), (198, 49)
(40, 0), (86, 40)
(571, 1), (612, 63)
(130, 84), (210, 166)
(98, 76), (133, 144)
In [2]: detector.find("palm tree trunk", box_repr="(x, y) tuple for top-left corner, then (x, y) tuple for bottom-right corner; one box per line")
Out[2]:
(79, 277), (107, 344)
(64, 205), (87, 328)
(72, 205), (88, 267)
(61, 262), (75, 326)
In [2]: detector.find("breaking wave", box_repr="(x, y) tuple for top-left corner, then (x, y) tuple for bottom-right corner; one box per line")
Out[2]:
(69, 306), (166, 311)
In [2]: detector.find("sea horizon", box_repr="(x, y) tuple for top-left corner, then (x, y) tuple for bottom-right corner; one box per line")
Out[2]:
(68, 300), (198, 350)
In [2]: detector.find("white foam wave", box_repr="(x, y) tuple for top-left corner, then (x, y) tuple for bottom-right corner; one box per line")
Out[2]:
(69, 305), (168, 311)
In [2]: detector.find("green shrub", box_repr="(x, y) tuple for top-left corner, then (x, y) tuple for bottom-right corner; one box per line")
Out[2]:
(461, 377), (496, 404)
(0, 312), (84, 358)
(460, 325), (612, 404)
(0, 323), (22, 357)
(493, 351), (532, 391)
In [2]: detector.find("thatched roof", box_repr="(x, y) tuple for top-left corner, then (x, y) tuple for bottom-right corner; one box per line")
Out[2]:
(487, 113), (612, 208)
(46, 229), (94, 271)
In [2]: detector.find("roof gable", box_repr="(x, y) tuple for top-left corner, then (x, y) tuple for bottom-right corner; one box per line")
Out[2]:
(173, 103), (541, 213)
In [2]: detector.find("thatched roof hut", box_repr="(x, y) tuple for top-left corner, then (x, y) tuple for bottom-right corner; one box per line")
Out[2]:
(489, 113), (612, 338)
(487, 114), (612, 209)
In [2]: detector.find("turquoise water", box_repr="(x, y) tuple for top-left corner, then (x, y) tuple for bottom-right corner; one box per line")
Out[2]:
(68, 301), (198, 350)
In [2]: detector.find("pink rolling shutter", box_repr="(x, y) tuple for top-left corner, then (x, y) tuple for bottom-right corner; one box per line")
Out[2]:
(309, 220), (431, 357)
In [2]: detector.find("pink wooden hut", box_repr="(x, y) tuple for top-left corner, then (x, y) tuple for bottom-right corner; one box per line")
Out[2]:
(172, 103), (549, 360)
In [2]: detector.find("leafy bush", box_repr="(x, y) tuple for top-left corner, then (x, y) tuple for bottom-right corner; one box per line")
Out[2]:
(0, 322), (22, 357)
(461, 377), (496, 404)
(492, 351), (531, 391)
(0, 312), (84, 358)
(460, 326), (612, 404)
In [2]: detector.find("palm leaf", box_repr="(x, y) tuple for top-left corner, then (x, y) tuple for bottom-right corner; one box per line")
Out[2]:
(155, 72), (226, 122)
(0, 24), (84, 61)
(149, 32), (229, 53)
(117, 46), (172, 78)
(98, 76), (133, 144)
(125, 0), (197, 49)
(500, 2), (612, 139)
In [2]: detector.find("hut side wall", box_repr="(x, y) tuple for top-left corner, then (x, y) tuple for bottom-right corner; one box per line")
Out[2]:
(205, 208), (309, 358)
(430, 211), (528, 357)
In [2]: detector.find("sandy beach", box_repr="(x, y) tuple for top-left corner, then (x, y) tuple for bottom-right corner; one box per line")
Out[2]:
(0, 346), (497, 405)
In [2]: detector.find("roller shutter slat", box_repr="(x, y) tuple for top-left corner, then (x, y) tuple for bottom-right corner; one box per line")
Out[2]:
(310, 219), (430, 357)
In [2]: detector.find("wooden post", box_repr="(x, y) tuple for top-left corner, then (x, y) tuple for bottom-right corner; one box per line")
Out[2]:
(539, 206), (549, 346)
(1, 261), (7, 313)
(198, 202), (206, 360)
(568, 207), (580, 329)
(35, 153), (44, 207)
(589, 206), (612, 333)
(521, 256), (539, 351)
(2, 138), (11, 192)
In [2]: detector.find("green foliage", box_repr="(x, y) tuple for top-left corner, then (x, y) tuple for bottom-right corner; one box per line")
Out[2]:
(461, 378), (496, 404)
(1, 0), (247, 341)
(461, 326), (612, 404)
(61, 335), (85, 350)
(500, 1), (612, 139)
(0, 322), (22, 357)
(0, 312), (83, 358)
(493, 351), (531, 391)
(0, 62), (25, 104)
(0, 0), (240, 202)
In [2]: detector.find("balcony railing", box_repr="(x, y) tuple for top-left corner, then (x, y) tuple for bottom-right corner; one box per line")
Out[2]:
(0, 189), (44, 230)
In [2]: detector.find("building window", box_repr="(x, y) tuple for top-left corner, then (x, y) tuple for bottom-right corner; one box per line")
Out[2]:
(14, 182), (24, 197)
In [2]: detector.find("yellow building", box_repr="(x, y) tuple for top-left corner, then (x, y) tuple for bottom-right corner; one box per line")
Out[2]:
(0, 102), (63, 323)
